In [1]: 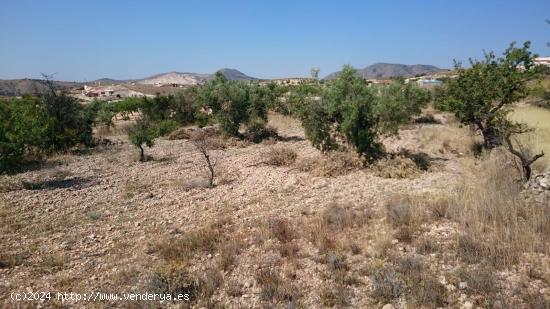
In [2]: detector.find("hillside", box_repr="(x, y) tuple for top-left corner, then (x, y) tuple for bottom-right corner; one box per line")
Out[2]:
(0, 79), (80, 96)
(325, 63), (444, 80)
(138, 69), (258, 86)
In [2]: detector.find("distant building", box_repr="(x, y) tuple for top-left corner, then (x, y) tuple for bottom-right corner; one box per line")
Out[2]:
(416, 79), (442, 87)
(83, 85), (145, 98)
(534, 57), (550, 67)
(260, 78), (314, 86)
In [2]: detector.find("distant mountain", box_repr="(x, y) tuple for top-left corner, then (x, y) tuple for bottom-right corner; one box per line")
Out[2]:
(324, 63), (444, 80)
(216, 68), (259, 81)
(0, 69), (256, 96)
(138, 69), (258, 86)
(0, 79), (81, 96)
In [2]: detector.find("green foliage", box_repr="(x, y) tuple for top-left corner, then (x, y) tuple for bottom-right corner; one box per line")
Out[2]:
(300, 65), (429, 161)
(198, 71), (276, 137)
(435, 42), (538, 148)
(172, 86), (199, 125)
(157, 119), (178, 136)
(128, 117), (158, 162)
(0, 97), (50, 173)
(42, 90), (96, 150)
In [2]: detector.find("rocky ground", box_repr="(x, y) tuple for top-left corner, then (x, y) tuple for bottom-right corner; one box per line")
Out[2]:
(0, 113), (549, 308)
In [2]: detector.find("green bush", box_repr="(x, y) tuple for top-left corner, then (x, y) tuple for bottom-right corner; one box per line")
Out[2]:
(300, 65), (429, 162)
(198, 72), (276, 138)
(157, 119), (178, 136)
(0, 97), (50, 173)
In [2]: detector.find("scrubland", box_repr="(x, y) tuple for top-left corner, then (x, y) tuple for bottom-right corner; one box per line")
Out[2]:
(1, 109), (549, 308)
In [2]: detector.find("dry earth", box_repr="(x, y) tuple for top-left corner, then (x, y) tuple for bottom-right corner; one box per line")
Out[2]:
(0, 113), (549, 308)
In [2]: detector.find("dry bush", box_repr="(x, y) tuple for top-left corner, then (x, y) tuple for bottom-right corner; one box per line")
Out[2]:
(217, 238), (244, 271)
(268, 217), (295, 243)
(449, 151), (550, 267)
(190, 130), (225, 187)
(308, 202), (370, 254)
(374, 157), (420, 179)
(370, 265), (406, 301)
(255, 267), (299, 304)
(454, 266), (496, 296)
(385, 194), (432, 242)
(415, 236), (438, 255)
(145, 263), (201, 302)
(298, 151), (363, 177)
(225, 280), (243, 297)
(265, 146), (297, 166)
(201, 269), (223, 299)
(320, 202), (370, 231)
(319, 284), (352, 307)
(372, 222), (394, 257)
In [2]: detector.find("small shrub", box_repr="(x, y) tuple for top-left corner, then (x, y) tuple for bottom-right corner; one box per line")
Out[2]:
(201, 269), (223, 299)
(299, 151), (363, 177)
(226, 280), (243, 297)
(455, 266), (496, 296)
(157, 119), (178, 136)
(375, 157), (419, 179)
(415, 237), (438, 255)
(245, 123), (278, 143)
(321, 203), (369, 231)
(278, 242), (300, 259)
(265, 146), (297, 166)
(268, 217), (295, 243)
(319, 285), (352, 307)
(146, 265), (201, 302)
(386, 198), (411, 227)
(256, 268), (299, 303)
(370, 265), (406, 301)
(409, 275), (447, 307)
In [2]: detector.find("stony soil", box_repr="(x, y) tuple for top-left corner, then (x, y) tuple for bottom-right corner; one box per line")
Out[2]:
(0, 114), (548, 308)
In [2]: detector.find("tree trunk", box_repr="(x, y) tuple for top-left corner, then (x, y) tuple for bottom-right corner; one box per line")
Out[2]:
(139, 145), (144, 162)
(481, 126), (503, 149)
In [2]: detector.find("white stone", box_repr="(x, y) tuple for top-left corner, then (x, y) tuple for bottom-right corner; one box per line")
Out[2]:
(462, 301), (473, 309)
(459, 281), (468, 290)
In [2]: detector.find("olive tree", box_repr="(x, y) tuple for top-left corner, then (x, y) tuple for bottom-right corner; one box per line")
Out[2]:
(128, 117), (157, 162)
(435, 42), (538, 149)
(302, 65), (430, 162)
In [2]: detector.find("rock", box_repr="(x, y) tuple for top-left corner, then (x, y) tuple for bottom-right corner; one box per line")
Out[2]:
(461, 301), (473, 309)
(381, 304), (395, 309)
(459, 281), (468, 290)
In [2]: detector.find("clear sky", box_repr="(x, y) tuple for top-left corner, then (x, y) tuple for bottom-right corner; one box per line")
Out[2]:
(1, 0), (549, 81)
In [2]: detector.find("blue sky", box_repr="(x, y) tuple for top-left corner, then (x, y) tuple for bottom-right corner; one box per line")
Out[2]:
(1, 0), (549, 81)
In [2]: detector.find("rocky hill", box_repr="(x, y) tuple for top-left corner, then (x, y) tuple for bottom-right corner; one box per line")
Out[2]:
(325, 63), (444, 80)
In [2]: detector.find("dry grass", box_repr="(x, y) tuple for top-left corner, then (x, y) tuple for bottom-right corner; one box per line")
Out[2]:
(447, 151), (550, 267)
(417, 125), (477, 155)
(155, 217), (232, 261)
(265, 146), (297, 166)
(509, 106), (550, 171)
